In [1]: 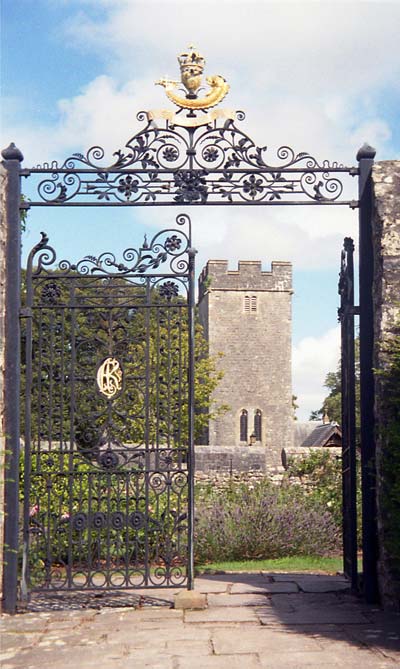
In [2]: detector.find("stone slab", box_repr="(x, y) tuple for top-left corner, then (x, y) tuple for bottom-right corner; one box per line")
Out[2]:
(126, 607), (183, 621)
(185, 606), (259, 624)
(296, 580), (351, 593)
(1, 572), (399, 669)
(344, 622), (400, 659)
(212, 627), (321, 653)
(262, 593), (373, 625)
(165, 638), (213, 655)
(175, 654), (262, 669)
(0, 615), (49, 633)
(0, 632), (43, 651)
(207, 593), (269, 607)
(257, 603), (370, 626)
(4, 643), (174, 668)
(21, 652), (174, 669)
(174, 590), (207, 610)
(231, 581), (298, 594)
(258, 650), (396, 668)
(194, 578), (231, 593)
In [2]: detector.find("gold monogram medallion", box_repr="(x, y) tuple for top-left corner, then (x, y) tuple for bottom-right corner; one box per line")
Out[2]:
(96, 357), (123, 398)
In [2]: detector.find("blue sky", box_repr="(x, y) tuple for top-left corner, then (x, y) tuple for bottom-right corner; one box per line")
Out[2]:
(2, 0), (399, 419)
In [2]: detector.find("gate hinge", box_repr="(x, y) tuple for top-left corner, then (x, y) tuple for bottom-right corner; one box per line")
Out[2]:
(19, 307), (32, 318)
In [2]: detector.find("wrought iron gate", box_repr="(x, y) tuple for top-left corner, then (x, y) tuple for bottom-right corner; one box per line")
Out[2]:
(338, 238), (358, 590)
(2, 46), (380, 611)
(21, 215), (195, 595)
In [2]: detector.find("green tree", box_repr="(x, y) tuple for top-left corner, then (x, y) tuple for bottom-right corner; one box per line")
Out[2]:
(292, 395), (299, 421)
(309, 338), (360, 427)
(21, 270), (226, 451)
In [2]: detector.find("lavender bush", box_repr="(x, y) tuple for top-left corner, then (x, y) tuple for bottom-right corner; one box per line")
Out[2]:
(194, 480), (341, 563)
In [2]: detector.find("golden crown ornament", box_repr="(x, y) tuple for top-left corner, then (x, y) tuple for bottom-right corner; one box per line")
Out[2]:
(156, 45), (230, 111)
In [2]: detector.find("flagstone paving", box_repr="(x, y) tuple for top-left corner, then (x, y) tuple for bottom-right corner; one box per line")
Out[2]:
(1, 572), (399, 668)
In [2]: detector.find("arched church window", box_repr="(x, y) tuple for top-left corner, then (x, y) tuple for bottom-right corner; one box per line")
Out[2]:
(240, 410), (248, 442)
(254, 410), (262, 441)
(244, 295), (250, 313)
(251, 295), (257, 312)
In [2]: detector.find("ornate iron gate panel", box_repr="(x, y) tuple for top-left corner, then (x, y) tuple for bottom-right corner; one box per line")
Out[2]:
(338, 238), (358, 590)
(21, 214), (195, 595)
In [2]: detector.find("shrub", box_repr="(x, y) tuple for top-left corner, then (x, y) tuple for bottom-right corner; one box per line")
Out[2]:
(284, 449), (362, 547)
(194, 479), (341, 563)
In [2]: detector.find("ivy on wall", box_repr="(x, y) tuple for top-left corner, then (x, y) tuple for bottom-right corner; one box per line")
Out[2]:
(377, 317), (400, 584)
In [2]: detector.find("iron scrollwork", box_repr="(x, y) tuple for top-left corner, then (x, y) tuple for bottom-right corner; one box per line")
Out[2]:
(27, 117), (355, 207)
(24, 45), (356, 207)
(22, 215), (194, 593)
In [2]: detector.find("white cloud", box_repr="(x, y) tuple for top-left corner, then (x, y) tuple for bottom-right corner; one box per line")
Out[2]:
(5, 74), (164, 166)
(130, 202), (358, 271)
(350, 119), (392, 152)
(292, 325), (340, 421)
(6, 0), (399, 167)
(4, 0), (397, 424)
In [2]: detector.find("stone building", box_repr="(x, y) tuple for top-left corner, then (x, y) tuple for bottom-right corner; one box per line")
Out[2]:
(197, 259), (293, 468)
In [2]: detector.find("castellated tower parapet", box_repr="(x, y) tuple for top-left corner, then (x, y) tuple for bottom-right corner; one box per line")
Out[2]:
(198, 259), (293, 467)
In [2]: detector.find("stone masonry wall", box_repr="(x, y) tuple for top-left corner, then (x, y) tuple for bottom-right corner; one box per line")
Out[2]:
(0, 165), (7, 596)
(372, 160), (400, 610)
(195, 445), (272, 474)
(198, 260), (293, 470)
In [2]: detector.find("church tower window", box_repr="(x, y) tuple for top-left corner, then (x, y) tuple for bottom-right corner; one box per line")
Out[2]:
(254, 409), (262, 441)
(240, 410), (248, 442)
(244, 295), (257, 313)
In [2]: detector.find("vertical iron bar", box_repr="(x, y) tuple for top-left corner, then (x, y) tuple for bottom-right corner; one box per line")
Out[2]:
(144, 278), (151, 584)
(67, 281), (77, 590)
(339, 238), (358, 591)
(357, 143), (379, 603)
(2, 144), (24, 613)
(346, 245), (358, 592)
(187, 248), (196, 590)
(21, 254), (34, 601)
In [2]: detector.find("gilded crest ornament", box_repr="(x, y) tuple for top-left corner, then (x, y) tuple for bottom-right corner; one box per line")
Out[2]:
(156, 45), (230, 111)
(96, 357), (123, 398)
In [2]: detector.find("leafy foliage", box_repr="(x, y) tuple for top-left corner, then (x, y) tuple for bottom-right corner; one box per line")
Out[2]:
(285, 450), (343, 529)
(292, 394), (299, 421)
(194, 478), (341, 563)
(310, 338), (360, 428)
(20, 269), (226, 448)
(285, 448), (363, 547)
(376, 319), (400, 578)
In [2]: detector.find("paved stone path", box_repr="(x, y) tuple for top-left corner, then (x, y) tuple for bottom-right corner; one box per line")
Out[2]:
(1, 572), (399, 668)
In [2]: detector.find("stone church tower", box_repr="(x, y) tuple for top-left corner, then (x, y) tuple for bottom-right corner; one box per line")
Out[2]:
(198, 260), (293, 465)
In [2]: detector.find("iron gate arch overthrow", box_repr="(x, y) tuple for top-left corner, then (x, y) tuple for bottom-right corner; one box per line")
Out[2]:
(1, 46), (378, 611)
(21, 214), (196, 595)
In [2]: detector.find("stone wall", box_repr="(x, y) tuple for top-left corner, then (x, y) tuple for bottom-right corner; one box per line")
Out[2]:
(195, 445), (278, 474)
(0, 165), (7, 597)
(198, 259), (293, 469)
(194, 444), (339, 479)
(372, 160), (400, 610)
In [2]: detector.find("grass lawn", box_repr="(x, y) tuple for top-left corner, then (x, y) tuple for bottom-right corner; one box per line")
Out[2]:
(195, 555), (354, 574)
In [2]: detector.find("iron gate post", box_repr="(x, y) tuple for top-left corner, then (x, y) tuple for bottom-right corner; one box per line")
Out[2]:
(339, 238), (358, 591)
(357, 143), (379, 603)
(1, 143), (24, 613)
(187, 247), (196, 590)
